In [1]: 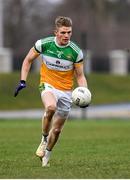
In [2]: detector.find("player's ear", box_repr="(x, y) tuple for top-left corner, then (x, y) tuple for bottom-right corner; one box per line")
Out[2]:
(54, 29), (57, 36)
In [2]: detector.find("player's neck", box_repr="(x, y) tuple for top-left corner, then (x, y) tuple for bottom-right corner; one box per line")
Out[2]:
(55, 37), (70, 48)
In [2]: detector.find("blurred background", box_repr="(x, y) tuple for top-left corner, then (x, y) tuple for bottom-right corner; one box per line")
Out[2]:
(0, 0), (130, 119)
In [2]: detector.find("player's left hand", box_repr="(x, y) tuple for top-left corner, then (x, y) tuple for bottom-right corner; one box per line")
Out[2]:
(14, 80), (26, 97)
(79, 104), (89, 108)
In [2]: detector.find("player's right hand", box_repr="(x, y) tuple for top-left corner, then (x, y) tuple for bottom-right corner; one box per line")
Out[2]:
(14, 80), (26, 97)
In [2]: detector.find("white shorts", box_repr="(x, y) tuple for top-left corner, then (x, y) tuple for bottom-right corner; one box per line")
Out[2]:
(40, 83), (72, 115)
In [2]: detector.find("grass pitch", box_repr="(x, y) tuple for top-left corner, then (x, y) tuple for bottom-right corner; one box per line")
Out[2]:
(0, 119), (130, 179)
(1, 73), (130, 109)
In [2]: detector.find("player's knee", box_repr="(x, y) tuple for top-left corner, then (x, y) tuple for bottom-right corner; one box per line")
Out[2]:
(45, 105), (56, 120)
(53, 128), (61, 135)
(46, 105), (56, 114)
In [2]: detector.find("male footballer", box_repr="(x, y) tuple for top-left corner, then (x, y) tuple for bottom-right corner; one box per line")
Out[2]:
(14, 16), (88, 167)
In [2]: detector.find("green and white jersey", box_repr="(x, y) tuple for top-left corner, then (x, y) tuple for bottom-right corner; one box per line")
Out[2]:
(34, 36), (83, 71)
(34, 36), (84, 90)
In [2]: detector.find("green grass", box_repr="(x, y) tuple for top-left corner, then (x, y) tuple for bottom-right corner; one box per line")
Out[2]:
(89, 73), (130, 104)
(0, 119), (130, 178)
(0, 72), (41, 110)
(1, 72), (130, 110)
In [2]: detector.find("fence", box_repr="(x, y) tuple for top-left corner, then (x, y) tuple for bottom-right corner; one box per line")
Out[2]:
(0, 49), (129, 75)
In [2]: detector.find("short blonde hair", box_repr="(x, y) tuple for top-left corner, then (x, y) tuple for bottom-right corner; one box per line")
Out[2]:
(55, 16), (72, 29)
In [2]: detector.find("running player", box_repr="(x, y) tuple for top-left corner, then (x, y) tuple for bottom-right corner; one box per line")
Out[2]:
(14, 16), (88, 167)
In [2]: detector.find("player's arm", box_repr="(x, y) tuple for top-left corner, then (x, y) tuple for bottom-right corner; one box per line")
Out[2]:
(14, 47), (40, 97)
(74, 61), (88, 87)
(21, 47), (40, 81)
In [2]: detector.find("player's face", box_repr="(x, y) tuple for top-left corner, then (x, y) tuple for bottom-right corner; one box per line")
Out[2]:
(55, 26), (72, 46)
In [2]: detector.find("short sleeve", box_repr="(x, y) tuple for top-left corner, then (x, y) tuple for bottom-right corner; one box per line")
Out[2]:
(34, 39), (42, 53)
(75, 50), (83, 63)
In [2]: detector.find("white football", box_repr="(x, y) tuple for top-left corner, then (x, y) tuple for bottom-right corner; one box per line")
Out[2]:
(72, 87), (91, 107)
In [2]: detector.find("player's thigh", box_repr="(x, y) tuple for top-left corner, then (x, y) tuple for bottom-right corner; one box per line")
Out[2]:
(41, 91), (57, 108)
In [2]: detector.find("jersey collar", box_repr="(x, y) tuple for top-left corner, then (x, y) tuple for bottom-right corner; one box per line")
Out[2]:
(54, 37), (70, 48)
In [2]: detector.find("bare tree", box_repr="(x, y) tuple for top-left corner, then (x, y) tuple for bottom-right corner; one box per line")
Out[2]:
(4, 0), (59, 57)
(3, 0), (130, 65)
